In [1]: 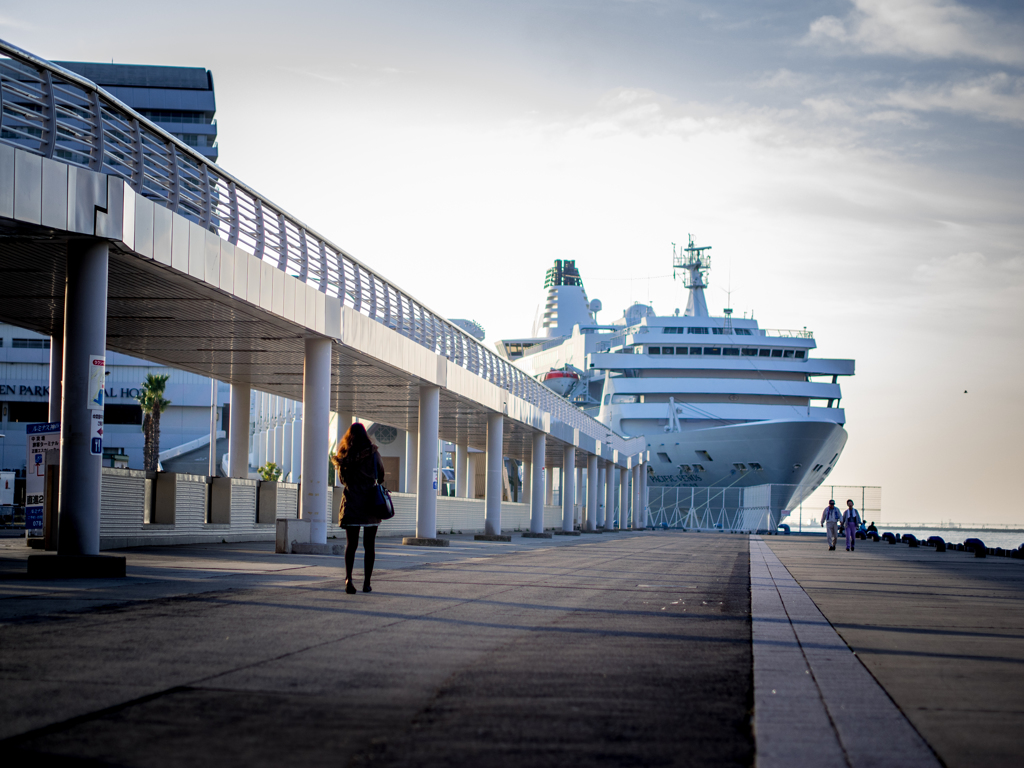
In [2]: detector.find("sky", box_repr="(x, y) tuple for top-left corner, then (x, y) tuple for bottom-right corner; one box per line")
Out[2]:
(3, 0), (1022, 524)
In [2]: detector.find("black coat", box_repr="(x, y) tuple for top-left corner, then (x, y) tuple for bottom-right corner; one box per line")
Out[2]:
(337, 447), (385, 525)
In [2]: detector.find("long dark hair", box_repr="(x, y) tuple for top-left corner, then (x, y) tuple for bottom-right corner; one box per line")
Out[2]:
(332, 422), (375, 471)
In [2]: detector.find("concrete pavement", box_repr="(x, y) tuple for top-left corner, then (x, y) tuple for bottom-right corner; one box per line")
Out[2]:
(0, 532), (753, 767)
(764, 534), (1024, 768)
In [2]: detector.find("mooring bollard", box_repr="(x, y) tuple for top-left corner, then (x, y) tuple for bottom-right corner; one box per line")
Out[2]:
(903, 533), (919, 548)
(927, 536), (946, 552)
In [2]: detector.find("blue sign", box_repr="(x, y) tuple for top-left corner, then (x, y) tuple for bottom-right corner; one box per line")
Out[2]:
(25, 507), (43, 531)
(91, 437), (103, 455)
(27, 422), (61, 435)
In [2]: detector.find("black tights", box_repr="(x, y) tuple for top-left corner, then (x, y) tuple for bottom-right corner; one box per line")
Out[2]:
(344, 526), (377, 584)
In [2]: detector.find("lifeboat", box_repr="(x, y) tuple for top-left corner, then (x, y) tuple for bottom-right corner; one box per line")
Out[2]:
(539, 367), (581, 397)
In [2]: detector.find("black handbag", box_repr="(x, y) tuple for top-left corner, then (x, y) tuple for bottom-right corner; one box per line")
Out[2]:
(373, 483), (395, 520)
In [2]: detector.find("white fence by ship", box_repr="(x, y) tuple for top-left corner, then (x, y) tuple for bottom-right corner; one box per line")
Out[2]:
(648, 483), (882, 532)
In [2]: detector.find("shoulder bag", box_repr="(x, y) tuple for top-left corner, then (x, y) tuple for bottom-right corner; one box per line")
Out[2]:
(373, 482), (395, 520)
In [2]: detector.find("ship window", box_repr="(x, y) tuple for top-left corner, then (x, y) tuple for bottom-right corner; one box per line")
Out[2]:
(680, 464), (692, 472)
(693, 463), (705, 472)
(712, 328), (724, 335)
(611, 394), (638, 404)
(649, 346), (661, 354)
(662, 346), (674, 355)
(676, 347), (688, 354)
(696, 450), (713, 461)
(823, 467), (832, 476)
(703, 347), (721, 355)
(688, 327), (709, 335)
(733, 463), (747, 472)
(830, 453), (838, 463)
(742, 348), (758, 356)
(689, 347), (703, 355)
(657, 452), (671, 463)
(758, 349), (771, 357)
(736, 329), (752, 335)
(749, 462), (763, 470)
(603, 395), (611, 405)
(783, 350), (794, 358)
(723, 348), (739, 356)
(771, 349), (783, 358)
(795, 350), (805, 359)
(665, 327), (684, 334)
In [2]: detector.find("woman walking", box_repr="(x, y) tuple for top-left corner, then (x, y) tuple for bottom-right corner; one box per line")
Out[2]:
(332, 423), (385, 594)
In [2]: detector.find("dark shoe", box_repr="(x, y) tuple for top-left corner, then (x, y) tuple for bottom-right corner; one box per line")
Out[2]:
(846, 547), (850, 551)
(362, 582), (372, 593)
(345, 579), (357, 594)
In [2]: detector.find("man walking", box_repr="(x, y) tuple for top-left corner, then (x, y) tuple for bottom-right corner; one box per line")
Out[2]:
(820, 500), (841, 551)
(842, 499), (861, 552)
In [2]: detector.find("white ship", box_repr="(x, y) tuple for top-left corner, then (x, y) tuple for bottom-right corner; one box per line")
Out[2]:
(497, 237), (854, 521)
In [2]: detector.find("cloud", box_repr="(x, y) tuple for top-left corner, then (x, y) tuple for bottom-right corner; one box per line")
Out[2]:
(913, 251), (1024, 290)
(883, 72), (1024, 124)
(805, 0), (1024, 65)
(0, 15), (32, 30)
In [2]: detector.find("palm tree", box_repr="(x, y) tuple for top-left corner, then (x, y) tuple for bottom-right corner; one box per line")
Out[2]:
(137, 374), (171, 471)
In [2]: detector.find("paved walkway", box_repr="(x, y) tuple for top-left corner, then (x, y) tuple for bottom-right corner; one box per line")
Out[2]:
(0, 532), (752, 767)
(763, 534), (1024, 768)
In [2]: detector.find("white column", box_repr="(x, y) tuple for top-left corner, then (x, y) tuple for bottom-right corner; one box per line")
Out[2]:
(300, 338), (332, 544)
(585, 454), (599, 532)
(416, 386), (440, 539)
(229, 383), (250, 478)
(576, 465), (584, 526)
(406, 428), (419, 496)
(256, 392), (267, 469)
(48, 331), (63, 423)
(561, 446), (575, 532)
(545, 467), (554, 506)
(281, 401), (293, 480)
(57, 240), (108, 556)
(455, 443), (469, 498)
(467, 454), (478, 499)
(291, 403), (302, 481)
(604, 461), (616, 529)
(530, 432), (545, 534)
(620, 467), (629, 530)
(640, 462), (649, 528)
(632, 464), (642, 530)
(596, 462), (606, 529)
(485, 413), (503, 536)
(274, 397), (285, 469)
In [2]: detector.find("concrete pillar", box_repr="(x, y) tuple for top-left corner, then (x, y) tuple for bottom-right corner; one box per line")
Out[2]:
(48, 331), (63, 423)
(561, 446), (575, 532)
(585, 454), (599, 532)
(485, 413), (504, 536)
(530, 432), (545, 534)
(229, 383), (250, 478)
(632, 464), (641, 530)
(300, 337), (332, 544)
(640, 462), (648, 528)
(56, 240), (108, 556)
(291, 403), (302, 481)
(604, 461), (616, 529)
(620, 466), (629, 530)
(406, 429), (419, 495)
(596, 462), (606, 529)
(545, 467), (554, 505)
(467, 454), (478, 499)
(455, 443), (469, 498)
(273, 397), (285, 468)
(281, 402), (293, 480)
(416, 386), (440, 539)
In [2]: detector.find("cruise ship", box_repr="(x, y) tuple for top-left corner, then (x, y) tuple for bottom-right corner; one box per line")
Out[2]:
(497, 237), (855, 519)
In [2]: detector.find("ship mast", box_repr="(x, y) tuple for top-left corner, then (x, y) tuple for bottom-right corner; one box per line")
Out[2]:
(672, 235), (712, 317)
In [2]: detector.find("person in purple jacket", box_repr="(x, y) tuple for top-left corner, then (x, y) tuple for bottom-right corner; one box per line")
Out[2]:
(842, 499), (861, 552)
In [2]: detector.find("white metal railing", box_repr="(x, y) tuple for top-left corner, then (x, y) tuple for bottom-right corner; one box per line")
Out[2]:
(0, 39), (643, 459)
(758, 328), (814, 339)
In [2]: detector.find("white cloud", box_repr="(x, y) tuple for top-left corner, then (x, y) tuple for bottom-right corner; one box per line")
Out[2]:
(805, 0), (1024, 65)
(883, 73), (1024, 124)
(0, 15), (32, 30)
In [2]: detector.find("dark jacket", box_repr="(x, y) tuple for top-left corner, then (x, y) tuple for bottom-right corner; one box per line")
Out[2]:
(337, 446), (385, 526)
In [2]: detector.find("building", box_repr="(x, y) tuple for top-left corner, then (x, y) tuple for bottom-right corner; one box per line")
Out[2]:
(55, 61), (218, 162)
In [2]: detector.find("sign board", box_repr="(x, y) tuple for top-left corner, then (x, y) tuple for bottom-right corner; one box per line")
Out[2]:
(91, 411), (104, 455)
(25, 422), (60, 532)
(88, 355), (105, 411)
(432, 468), (438, 491)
